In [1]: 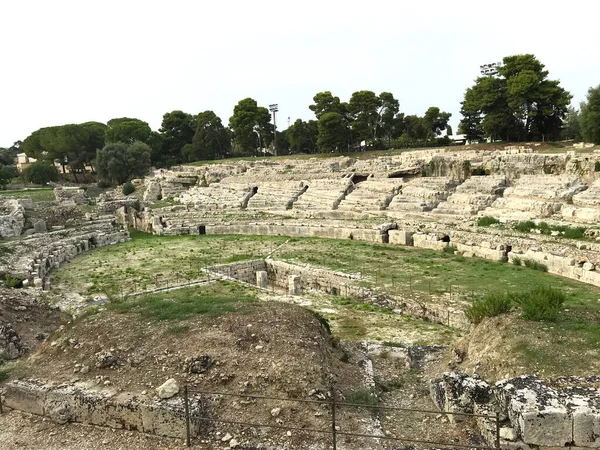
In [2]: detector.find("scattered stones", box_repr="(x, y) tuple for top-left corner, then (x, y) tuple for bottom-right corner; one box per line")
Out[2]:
(94, 350), (119, 369)
(184, 355), (212, 374)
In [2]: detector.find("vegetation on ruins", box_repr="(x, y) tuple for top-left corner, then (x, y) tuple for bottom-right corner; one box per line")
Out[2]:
(459, 54), (572, 142)
(521, 259), (548, 272)
(122, 180), (135, 196)
(513, 220), (587, 240)
(23, 160), (59, 185)
(477, 216), (500, 227)
(96, 141), (152, 186)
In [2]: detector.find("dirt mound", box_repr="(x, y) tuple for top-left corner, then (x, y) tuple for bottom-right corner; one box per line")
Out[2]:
(0, 287), (66, 361)
(12, 298), (371, 448)
(430, 312), (600, 383)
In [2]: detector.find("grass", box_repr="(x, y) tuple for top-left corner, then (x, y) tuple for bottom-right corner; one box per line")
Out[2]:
(0, 188), (55, 202)
(522, 259), (548, 272)
(514, 221), (588, 240)
(343, 388), (380, 411)
(477, 216), (500, 227)
(107, 281), (256, 321)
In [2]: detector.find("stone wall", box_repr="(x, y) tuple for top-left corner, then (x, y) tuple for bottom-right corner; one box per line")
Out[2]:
(2, 379), (205, 439)
(54, 187), (88, 204)
(207, 260), (267, 285)
(0, 199), (26, 238)
(431, 373), (600, 449)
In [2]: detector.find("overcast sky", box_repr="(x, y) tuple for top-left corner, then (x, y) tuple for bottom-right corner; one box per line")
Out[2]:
(1, 0), (599, 147)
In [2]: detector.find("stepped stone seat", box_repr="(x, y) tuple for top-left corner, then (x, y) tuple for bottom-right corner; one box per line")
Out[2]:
(433, 176), (507, 216)
(387, 177), (458, 212)
(337, 178), (403, 211)
(176, 183), (252, 210)
(560, 178), (600, 223)
(246, 181), (307, 210)
(483, 175), (586, 220)
(291, 178), (353, 210)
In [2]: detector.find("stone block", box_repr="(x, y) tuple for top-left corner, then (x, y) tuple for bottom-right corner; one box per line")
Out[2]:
(288, 275), (301, 295)
(33, 220), (47, 233)
(256, 271), (268, 289)
(388, 230), (413, 246)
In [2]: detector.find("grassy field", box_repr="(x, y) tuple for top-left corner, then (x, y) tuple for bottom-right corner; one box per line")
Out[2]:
(50, 232), (600, 373)
(0, 188), (55, 202)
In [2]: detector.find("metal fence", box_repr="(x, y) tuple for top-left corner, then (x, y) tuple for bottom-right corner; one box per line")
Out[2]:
(181, 386), (501, 449)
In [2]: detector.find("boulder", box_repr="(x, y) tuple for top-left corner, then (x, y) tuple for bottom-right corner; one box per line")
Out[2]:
(156, 378), (179, 399)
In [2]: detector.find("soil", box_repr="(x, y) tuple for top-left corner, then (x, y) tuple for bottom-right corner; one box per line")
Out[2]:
(0, 287), (67, 359)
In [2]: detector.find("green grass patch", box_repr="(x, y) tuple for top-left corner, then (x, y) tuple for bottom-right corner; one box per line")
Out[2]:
(477, 216), (500, 227)
(0, 188), (54, 202)
(343, 388), (380, 411)
(107, 282), (256, 321)
(513, 221), (588, 240)
(0, 366), (12, 382)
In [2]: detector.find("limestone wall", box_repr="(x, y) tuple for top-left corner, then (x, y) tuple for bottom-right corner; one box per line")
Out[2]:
(431, 373), (600, 449)
(207, 260), (267, 285)
(2, 379), (204, 439)
(0, 199), (26, 238)
(54, 187), (88, 205)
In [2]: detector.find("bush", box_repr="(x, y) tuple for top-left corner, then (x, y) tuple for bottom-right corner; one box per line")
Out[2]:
(122, 181), (135, 196)
(24, 161), (59, 185)
(3, 274), (21, 288)
(595, 161), (600, 172)
(97, 179), (112, 188)
(477, 216), (500, 227)
(0, 164), (17, 190)
(511, 256), (522, 266)
(465, 292), (513, 324)
(443, 245), (457, 254)
(512, 286), (566, 321)
(514, 221), (536, 233)
(523, 259), (548, 272)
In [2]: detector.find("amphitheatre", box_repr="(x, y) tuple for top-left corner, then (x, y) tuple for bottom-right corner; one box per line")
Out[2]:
(2, 143), (600, 449)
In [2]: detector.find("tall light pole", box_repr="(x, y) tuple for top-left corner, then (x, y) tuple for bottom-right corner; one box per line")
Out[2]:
(269, 104), (278, 156)
(480, 62), (502, 76)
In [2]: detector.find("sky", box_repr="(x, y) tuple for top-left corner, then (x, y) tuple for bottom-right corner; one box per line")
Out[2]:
(1, 0), (599, 147)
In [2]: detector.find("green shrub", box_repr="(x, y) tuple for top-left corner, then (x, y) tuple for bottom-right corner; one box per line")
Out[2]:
(512, 286), (566, 321)
(559, 226), (587, 240)
(443, 245), (457, 254)
(523, 259), (548, 272)
(465, 292), (513, 324)
(343, 388), (380, 411)
(122, 181), (135, 196)
(595, 161), (600, 172)
(477, 216), (500, 227)
(3, 274), (21, 288)
(514, 221), (536, 233)
(24, 161), (59, 185)
(511, 256), (522, 266)
(97, 180), (112, 188)
(0, 366), (11, 382)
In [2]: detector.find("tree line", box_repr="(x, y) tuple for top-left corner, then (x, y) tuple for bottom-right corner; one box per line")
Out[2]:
(0, 53), (598, 189)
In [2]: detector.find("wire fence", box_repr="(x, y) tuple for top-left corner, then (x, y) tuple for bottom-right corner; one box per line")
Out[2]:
(180, 386), (501, 450)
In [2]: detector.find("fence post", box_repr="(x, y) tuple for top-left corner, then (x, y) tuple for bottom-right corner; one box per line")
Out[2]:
(495, 411), (500, 449)
(330, 392), (337, 450)
(184, 385), (191, 447)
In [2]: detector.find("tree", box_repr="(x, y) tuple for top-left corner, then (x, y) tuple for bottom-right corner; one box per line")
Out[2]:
(229, 98), (272, 155)
(0, 164), (17, 190)
(96, 141), (151, 185)
(560, 106), (581, 141)
(23, 161), (59, 185)
(287, 119), (318, 154)
(423, 106), (451, 136)
(105, 118), (152, 145)
(378, 92), (401, 147)
(460, 54), (572, 141)
(309, 91), (346, 118)
(159, 110), (196, 165)
(458, 104), (484, 141)
(347, 90), (382, 146)
(580, 85), (600, 144)
(317, 112), (346, 152)
(183, 111), (231, 161)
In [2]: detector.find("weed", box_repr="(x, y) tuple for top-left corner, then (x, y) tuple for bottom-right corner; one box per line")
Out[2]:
(0, 366), (11, 382)
(165, 324), (191, 334)
(595, 161), (600, 172)
(443, 245), (457, 254)
(343, 388), (380, 411)
(477, 216), (500, 227)
(465, 292), (513, 324)
(3, 274), (21, 288)
(511, 256), (522, 266)
(523, 259), (548, 272)
(513, 286), (566, 321)
(514, 221), (536, 233)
